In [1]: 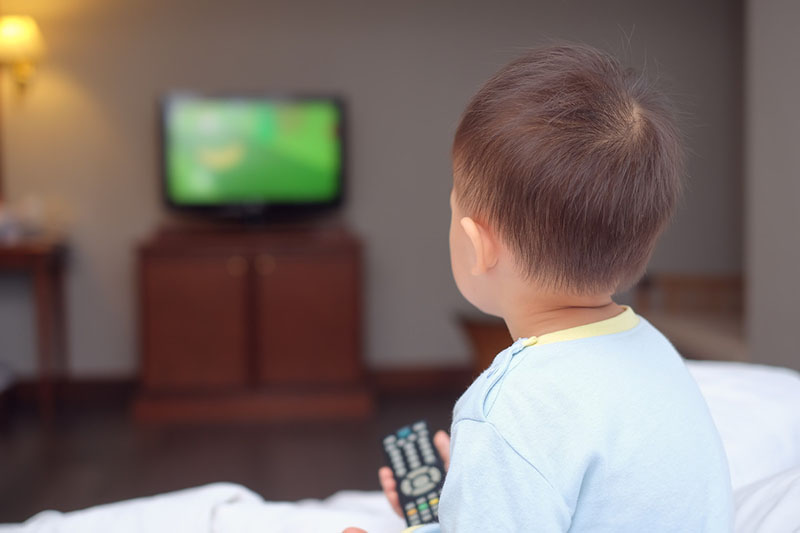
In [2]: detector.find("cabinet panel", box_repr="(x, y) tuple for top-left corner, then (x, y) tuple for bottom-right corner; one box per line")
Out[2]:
(255, 250), (361, 385)
(141, 254), (250, 389)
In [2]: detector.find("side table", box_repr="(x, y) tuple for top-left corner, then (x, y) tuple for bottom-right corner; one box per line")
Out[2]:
(0, 238), (68, 420)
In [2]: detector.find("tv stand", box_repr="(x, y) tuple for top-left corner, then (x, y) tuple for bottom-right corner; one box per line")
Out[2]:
(134, 224), (373, 422)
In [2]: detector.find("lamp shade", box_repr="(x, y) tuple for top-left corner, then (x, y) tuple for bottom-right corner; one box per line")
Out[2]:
(0, 16), (44, 63)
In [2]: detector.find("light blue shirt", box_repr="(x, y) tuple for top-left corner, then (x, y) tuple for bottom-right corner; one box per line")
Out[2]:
(415, 311), (733, 532)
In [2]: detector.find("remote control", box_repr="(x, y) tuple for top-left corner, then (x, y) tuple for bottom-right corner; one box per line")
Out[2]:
(382, 420), (446, 527)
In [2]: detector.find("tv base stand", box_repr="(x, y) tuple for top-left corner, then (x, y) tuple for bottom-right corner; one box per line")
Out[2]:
(134, 225), (373, 423)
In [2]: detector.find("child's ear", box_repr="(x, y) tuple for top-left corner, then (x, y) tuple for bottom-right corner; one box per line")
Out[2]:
(460, 216), (499, 275)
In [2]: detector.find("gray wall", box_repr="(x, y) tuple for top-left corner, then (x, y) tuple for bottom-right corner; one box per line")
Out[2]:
(0, 0), (743, 377)
(745, 0), (800, 370)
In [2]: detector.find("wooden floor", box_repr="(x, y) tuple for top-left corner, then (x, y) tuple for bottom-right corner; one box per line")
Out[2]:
(0, 393), (459, 524)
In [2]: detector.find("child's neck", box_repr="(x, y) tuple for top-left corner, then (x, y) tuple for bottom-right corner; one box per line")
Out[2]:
(502, 292), (623, 341)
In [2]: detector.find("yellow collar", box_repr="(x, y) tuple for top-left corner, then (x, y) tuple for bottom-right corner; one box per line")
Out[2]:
(521, 306), (639, 347)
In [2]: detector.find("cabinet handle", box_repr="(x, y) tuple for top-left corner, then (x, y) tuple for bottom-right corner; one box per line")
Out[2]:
(226, 256), (248, 277)
(256, 254), (276, 276)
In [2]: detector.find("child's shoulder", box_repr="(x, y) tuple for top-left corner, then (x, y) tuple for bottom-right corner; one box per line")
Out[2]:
(454, 316), (691, 434)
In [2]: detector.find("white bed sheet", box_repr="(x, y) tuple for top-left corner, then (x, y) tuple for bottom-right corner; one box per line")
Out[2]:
(686, 360), (800, 489)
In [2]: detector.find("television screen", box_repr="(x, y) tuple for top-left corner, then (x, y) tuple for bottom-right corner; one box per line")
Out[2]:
(162, 95), (344, 210)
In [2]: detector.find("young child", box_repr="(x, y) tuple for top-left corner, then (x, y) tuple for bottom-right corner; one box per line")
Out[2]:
(354, 43), (733, 532)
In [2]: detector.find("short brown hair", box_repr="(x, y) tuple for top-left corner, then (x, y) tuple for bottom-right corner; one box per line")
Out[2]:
(453, 44), (683, 294)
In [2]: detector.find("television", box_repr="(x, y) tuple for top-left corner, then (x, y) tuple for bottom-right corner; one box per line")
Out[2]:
(160, 94), (345, 220)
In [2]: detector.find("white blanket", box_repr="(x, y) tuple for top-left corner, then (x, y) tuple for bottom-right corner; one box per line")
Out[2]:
(0, 486), (404, 533)
(3, 360), (800, 533)
(686, 361), (800, 489)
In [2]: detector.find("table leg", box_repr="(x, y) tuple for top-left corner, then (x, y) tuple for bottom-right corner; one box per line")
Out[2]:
(53, 258), (68, 386)
(33, 260), (56, 421)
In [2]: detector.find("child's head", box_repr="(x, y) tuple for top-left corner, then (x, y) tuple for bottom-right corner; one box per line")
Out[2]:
(449, 44), (683, 315)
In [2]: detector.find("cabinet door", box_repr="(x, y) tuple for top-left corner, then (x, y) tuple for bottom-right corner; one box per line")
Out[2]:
(254, 250), (361, 385)
(141, 254), (250, 389)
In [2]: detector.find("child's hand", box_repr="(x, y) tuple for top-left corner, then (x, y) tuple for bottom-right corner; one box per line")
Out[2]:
(379, 430), (451, 518)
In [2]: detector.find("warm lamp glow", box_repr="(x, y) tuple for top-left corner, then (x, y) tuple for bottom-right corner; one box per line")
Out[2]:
(0, 15), (44, 88)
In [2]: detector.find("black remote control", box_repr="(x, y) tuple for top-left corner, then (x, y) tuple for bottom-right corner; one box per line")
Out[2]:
(382, 420), (446, 527)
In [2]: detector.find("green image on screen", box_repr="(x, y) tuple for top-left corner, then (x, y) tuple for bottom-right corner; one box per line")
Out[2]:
(165, 98), (342, 205)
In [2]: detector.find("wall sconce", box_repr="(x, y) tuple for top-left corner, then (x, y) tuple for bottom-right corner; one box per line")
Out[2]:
(0, 15), (44, 90)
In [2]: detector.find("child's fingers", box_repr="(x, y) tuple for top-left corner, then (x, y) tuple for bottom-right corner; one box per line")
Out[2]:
(378, 466), (403, 517)
(378, 466), (397, 490)
(433, 430), (451, 470)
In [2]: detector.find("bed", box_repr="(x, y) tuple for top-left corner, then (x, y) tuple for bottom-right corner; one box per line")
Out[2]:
(2, 360), (799, 533)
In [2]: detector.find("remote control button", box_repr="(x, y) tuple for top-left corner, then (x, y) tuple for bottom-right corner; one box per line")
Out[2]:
(409, 460), (421, 469)
(408, 434), (417, 442)
(408, 466), (428, 478)
(400, 479), (413, 495)
(397, 439), (406, 447)
(413, 481), (435, 496)
(413, 475), (431, 488)
(384, 435), (397, 445)
(413, 422), (426, 431)
(397, 427), (412, 438)
(429, 498), (439, 506)
(407, 508), (417, 516)
(405, 467), (437, 496)
(405, 502), (416, 510)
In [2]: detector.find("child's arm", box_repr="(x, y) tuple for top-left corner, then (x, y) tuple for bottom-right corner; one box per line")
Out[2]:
(379, 430), (451, 518)
(441, 419), (570, 531)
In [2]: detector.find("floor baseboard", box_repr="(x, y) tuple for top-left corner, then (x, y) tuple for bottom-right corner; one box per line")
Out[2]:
(9, 378), (137, 411)
(4, 365), (475, 415)
(369, 366), (474, 395)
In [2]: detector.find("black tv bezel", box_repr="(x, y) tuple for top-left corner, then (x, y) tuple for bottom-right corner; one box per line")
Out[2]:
(159, 92), (347, 221)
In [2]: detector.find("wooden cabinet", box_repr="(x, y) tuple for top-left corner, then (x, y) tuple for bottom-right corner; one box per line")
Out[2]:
(141, 254), (250, 389)
(134, 226), (372, 422)
(255, 250), (361, 385)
